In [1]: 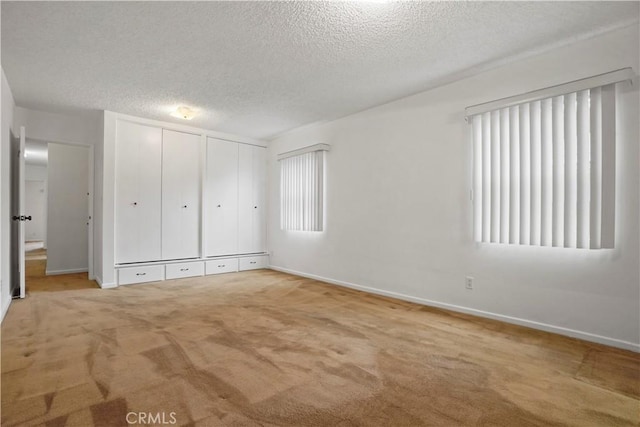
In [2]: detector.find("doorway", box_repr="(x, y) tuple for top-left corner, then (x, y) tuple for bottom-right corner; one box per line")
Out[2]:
(21, 139), (97, 293)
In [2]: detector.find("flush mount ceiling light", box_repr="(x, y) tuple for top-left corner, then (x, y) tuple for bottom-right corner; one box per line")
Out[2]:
(171, 106), (196, 120)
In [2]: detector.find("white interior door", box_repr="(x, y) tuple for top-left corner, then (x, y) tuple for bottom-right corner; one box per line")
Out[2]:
(10, 127), (26, 298)
(205, 138), (239, 256)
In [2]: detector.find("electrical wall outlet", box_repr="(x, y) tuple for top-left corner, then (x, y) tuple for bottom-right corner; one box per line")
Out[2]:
(465, 276), (473, 290)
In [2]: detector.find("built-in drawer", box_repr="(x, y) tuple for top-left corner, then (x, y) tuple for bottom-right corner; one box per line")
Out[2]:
(165, 261), (205, 280)
(205, 258), (239, 275)
(118, 265), (165, 285)
(239, 255), (269, 271)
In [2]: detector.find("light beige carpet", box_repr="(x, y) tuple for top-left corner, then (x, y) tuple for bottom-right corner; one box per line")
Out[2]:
(2, 270), (638, 426)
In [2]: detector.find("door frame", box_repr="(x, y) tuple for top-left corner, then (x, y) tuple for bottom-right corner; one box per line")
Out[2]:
(26, 137), (94, 280)
(10, 127), (26, 299)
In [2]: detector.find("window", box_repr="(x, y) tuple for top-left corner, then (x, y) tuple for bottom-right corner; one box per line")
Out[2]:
(279, 144), (330, 231)
(466, 68), (633, 249)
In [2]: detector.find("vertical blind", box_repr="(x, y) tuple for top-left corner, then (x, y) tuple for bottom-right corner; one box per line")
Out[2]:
(469, 82), (620, 249)
(279, 145), (328, 231)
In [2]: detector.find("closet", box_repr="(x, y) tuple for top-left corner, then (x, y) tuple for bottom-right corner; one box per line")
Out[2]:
(114, 119), (268, 286)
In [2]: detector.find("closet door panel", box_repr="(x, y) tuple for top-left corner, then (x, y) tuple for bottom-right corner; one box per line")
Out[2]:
(162, 130), (201, 260)
(205, 138), (239, 256)
(238, 144), (254, 253)
(115, 121), (162, 264)
(251, 146), (267, 253)
(238, 144), (266, 254)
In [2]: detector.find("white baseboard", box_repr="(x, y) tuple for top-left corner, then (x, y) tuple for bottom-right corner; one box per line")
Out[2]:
(269, 265), (640, 353)
(46, 268), (88, 276)
(95, 275), (117, 289)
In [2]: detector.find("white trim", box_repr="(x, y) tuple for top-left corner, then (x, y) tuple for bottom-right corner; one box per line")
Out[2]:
(102, 111), (117, 287)
(95, 275), (117, 289)
(114, 253), (268, 268)
(199, 134), (207, 260)
(269, 265), (640, 353)
(88, 145), (94, 280)
(18, 127), (26, 298)
(277, 143), (330, 161)
(465, 68), (635, 118)
(45, 268), (88, 275)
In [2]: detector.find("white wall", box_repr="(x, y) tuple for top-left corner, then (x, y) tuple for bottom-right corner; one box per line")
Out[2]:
(25, 165), (48, 244)
(267, 24), (640, 351)
(14, 107), (99, 147)
(25, 180), (46, 241)
(46, 143), (89, 274)
(25, 164), (47, 181)
(1, 68), (16, 321)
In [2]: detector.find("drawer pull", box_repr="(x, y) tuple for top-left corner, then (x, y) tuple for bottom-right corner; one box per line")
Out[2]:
(179, 268), (189, 271)
(136, 272), (146, 276)
(218, 264), (225, 267)
(250, 261), (256, 264)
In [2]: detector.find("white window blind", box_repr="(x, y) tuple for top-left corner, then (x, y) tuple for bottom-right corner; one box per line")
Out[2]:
(467, 69), (633, 249)
(279, 144), (329, 231)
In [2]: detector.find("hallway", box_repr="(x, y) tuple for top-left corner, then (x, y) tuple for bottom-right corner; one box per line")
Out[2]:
(25, 244), (97, 293)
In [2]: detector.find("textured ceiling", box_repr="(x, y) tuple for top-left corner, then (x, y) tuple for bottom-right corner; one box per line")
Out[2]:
(2, 1), (638, 140)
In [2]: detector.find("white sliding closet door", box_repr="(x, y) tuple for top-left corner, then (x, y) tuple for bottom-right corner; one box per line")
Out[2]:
(238, 144), (266, 254)
(162, 130), (201, 260)
(115, 121), (162, 264)
(205, 138), (239, 256)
